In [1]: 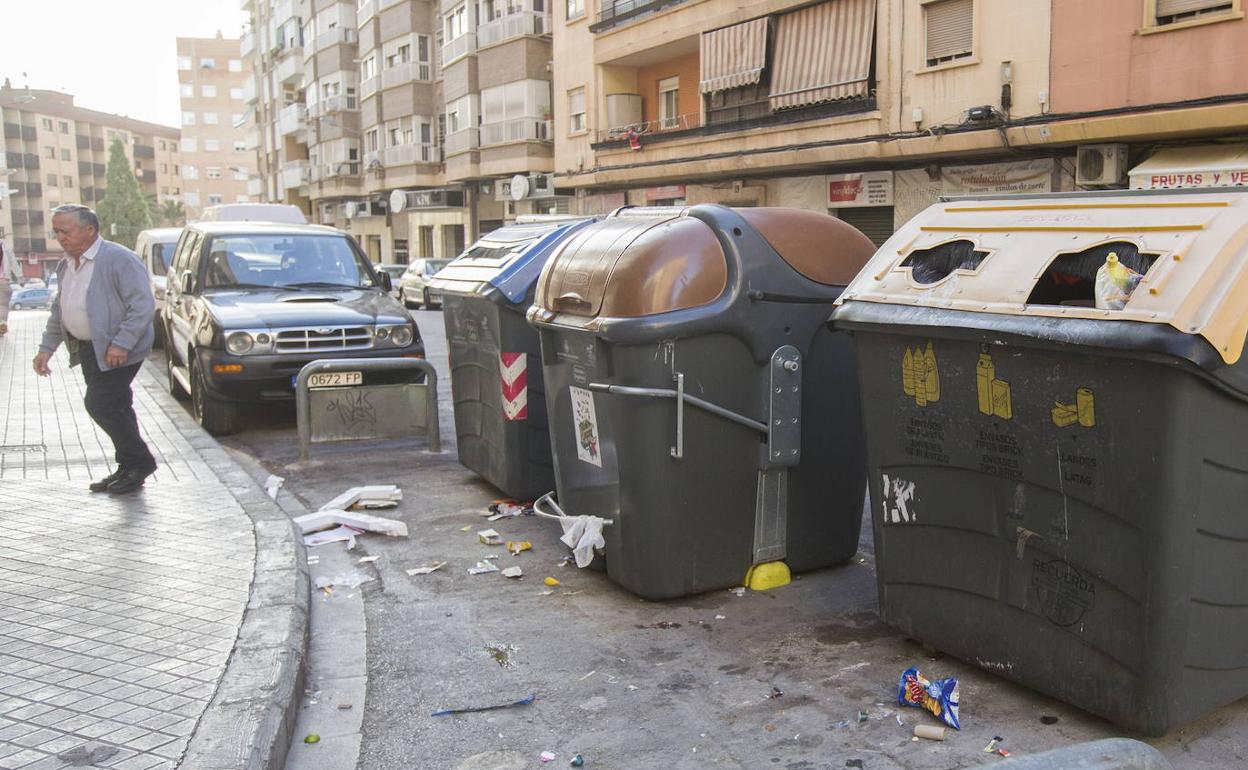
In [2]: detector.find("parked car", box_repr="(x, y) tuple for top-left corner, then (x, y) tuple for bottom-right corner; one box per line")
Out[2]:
(196, 203), (308, 225)
(162, 222), (424, 436)
(398, 258), (451, 309)
(374, 264), (407, 300)
(10, 286), (52, 310)
(135, 227), (184, 344)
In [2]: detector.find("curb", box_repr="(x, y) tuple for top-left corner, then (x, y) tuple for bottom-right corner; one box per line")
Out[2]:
(138, 364), (309, 770)
(998, 738), (1174, 770)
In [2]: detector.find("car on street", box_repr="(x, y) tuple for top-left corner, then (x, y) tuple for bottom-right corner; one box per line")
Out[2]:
(162, 221), (424, 435)
(136, 227), (184, 344)
(10, 286), (53, 310)
(374, 264), (407, 300)
(196, 203), (308, 224)
(398, 257), (450, 309)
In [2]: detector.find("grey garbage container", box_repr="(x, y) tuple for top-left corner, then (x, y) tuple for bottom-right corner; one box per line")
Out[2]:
(428, 216), (596, 500)
(528, 204), (876, 600)
(831, 188), (1248, 735)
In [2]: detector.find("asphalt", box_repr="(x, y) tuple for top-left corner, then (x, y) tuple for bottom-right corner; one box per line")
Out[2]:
(0, 310), (306, 770)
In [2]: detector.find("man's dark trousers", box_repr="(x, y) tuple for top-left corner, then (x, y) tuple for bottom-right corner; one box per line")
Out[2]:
(78, 340), (156, 471)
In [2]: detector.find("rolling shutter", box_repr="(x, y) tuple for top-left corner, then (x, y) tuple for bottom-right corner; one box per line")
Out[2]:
(1156, 0), (1231, 17)
(925, 0), (973, 63)
(836, 206), (894, 247)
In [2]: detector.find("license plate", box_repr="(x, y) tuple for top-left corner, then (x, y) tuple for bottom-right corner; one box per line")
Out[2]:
(306, 371), (363, 389)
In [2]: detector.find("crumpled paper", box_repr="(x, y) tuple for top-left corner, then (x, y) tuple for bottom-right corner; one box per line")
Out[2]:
(557, 515), (607, 568)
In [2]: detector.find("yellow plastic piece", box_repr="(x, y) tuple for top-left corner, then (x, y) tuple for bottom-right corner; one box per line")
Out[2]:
(744, 561), (792, 591)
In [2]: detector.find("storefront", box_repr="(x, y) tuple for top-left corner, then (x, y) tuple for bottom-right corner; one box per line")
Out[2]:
(1129, 143), (1248, 190)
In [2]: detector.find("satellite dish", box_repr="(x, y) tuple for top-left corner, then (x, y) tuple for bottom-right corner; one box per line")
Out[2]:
(509, 174), (529, 201)
(389, 189), (407, 212)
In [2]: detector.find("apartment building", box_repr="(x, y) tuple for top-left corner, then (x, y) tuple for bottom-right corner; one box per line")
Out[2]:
(240, 0), (561, 264)
(177, 36), (257, 217)
(554, 0), (1248, 243)
(0, 85), (182, 278)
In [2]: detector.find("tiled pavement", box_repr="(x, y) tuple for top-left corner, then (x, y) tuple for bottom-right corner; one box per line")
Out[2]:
(0, 312), (276, 770)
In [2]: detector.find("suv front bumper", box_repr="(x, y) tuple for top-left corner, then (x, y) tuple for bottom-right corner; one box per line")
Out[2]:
(197, 342), (427, 402)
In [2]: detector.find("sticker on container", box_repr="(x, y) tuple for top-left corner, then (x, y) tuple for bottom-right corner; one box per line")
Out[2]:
(1031, 558), (1095, 626)
(901, 342), (940, 407)
(882, 473), (917, 523)
(570, 386), (602, 467)
(975, 349), (1012, 420)
(499, 352), (528, 421)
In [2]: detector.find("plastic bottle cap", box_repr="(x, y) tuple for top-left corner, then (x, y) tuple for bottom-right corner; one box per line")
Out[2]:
(1106, 252), (1119, 264)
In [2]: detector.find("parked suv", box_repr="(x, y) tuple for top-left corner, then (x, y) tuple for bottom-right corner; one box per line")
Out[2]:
(162, 222), (424, 435)
(398, 257), (450, 309)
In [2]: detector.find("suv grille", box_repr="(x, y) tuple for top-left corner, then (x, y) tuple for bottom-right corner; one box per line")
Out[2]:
(275, 326), (374, 352)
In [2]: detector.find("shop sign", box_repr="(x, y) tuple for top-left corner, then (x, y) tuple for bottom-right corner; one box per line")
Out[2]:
(827, 171), (894, 208)
(645, 185), (686, 201)
(942, 159), (1054, 195)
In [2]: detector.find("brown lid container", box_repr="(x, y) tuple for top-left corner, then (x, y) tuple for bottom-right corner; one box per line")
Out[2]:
(535, 211), (728, 318)
(736, 207), (878, 286)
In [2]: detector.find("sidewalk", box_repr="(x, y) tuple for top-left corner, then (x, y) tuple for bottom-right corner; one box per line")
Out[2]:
(0, 312), (305, 770)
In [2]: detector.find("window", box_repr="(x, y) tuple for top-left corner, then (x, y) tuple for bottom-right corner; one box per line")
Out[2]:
(183, 165), (199, 180)
(60, 148), (71, 161)
(1153, 0), (1237, 24)
(182, 138), (198, 153)
(205, 139), (220, 152)
(171, 141), (178, 152)
(200, 57), (216, 69)
(178, 55), (192, 70)
(924, 0), (974, 67)
(63, 176), (73, 188)
(228, 59), (243, 72)
(446, 4), (467, 39)
(233, 167), (248, 181)
(203, 112), (219, 125)
(160, 140), (167, 150)
(417, 36), (430, 79)
(658, 77), (679, 129)
(366, 128), (379, 153)
(182, 112), (196, 126)
(208, 194), (224, 205)
(41, 118), (53, 130)
(361, 56), (377, 81)
(184, 191), (201, 207)
(568, 87), (585, 133)
(386, 44), (411, 68)
(180, 83), (194, 98)
(58, 121), (68, 134)
(229, 87), (244, 100)
(45, 146), (56, 159)
(161, 163), (168, 173)
(566, 0), (584, 19)
(201, 85), (217, 98)
(47, 174), (57, 187)
(206, 166), (222, 180)
(233, 140), (247, 152)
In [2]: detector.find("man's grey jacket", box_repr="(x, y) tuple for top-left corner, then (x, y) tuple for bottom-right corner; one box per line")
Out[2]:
(39, 239), (155, 370)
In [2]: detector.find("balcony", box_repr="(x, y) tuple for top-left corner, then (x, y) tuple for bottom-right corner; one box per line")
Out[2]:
(271, 0), (295, 26)
(309, 94), (359, 118)
(93, 163), (105, 176)
(78, 161), (92, 176)
(278, 103), (308, 136)
(591, 0), (689, 32)
(140, 169), (157, 184)
(280, 160), (310, 190)
(311, 161), (361, 181)
(242, 77), (257, 103)
(481, 117), (551, 146)
(357, 0), (377, 25)
(241, 31), (256, 57)
(443, 128), (479, 156)
(442, 33), (476, 66)
(247, 177), (264, 196)
(478, 11), (549, 48)
(360, 75), (379, 100)
(244, 127), (261, 150)
(134, 144), (155, 159)
(383, 143), (437, 166)
(273, 53), (303, 85)
(312, 26), (357, 55)
(76, 134), (90, 150)
(381, 61), (430, 90)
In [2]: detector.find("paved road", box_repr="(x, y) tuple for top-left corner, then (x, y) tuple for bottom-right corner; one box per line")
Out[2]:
(210, 309), (1248, 770)
(0, 310), (302, 770)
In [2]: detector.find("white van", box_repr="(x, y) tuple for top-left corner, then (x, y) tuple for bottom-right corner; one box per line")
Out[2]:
(197, 203), (308, 225)
(135, 227), (185, 343)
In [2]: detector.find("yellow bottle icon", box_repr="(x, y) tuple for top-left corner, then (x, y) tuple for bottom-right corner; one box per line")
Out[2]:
(902, 348), (916, 397)
(976, 353), (995, 415)
(1076, 387), (1096, 427)
(923, 342), (940, 403)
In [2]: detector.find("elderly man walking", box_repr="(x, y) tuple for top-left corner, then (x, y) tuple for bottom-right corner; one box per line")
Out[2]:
(33, 205), (158, 494)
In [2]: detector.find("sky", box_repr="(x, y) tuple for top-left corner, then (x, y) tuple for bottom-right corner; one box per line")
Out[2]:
(1, 0), (249, 128)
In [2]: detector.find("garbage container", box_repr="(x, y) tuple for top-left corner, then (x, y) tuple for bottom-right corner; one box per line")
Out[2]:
(429, 216), (597, 500)
(527, 205), (876, 600)
(830, 188), (1248, 735)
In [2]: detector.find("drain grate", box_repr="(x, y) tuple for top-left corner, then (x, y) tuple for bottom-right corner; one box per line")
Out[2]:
(0, 444), (47, 455)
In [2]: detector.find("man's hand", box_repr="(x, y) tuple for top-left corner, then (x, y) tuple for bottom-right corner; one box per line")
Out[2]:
(32, 351), (52, 377)
(105, 344), (129, 368)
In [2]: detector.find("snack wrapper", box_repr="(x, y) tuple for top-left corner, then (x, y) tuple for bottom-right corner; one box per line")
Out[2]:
(897, 667), (961, 730)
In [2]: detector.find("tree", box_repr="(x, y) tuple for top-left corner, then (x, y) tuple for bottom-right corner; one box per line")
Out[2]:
(95, 138), (152, 249)
(159, 199), (186, 227)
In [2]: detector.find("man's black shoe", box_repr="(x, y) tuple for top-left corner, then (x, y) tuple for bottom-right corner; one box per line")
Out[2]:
(89, 468), (127, 493)
(106, 465), (156, 495)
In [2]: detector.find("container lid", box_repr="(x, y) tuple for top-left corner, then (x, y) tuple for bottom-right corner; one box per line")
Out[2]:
(428, 217), (596, 303)
(837, 190), (1248, 363)
(737, 208), (877, 285)
(534, 209), (728, 319)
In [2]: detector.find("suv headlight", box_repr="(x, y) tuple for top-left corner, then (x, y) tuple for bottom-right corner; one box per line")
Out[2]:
(390, 325), (414, 347)
(226, 331), (255, 355)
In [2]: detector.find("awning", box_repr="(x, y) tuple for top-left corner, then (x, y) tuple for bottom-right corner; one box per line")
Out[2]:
(699, 18), (769, 94)
(1130, 144), (1248, 190)
(768, 0), (877, 111)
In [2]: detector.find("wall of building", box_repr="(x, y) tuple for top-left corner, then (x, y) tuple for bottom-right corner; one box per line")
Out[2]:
(177, 36), (256, 216)
(636, 52), (699, 127)
(1050, 0), (1248, 113)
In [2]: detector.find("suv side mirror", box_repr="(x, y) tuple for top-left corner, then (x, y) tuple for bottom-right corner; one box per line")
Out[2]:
(378, 272), (393, 292)
(180, 271), (194, 294)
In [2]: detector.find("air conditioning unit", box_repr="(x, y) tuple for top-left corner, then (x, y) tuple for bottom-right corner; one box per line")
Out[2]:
(498, 174), (556, 201)
(344, 200), (373, 218)
(1076, 144), (1128, 186)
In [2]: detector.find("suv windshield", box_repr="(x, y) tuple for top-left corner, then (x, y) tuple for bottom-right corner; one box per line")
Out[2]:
(202, 234), (377, 290)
